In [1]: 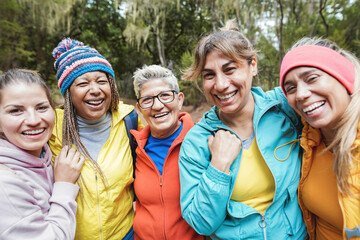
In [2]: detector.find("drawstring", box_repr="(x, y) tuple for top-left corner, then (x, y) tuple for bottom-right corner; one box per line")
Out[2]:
(274, 139), (300, 162)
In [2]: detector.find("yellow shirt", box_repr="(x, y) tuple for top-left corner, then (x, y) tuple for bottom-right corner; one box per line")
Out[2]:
(231, 138), (275, 214)
(302, 142), (343, 240)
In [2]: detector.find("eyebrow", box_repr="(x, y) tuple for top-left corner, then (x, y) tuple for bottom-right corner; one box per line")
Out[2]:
(202, 60), (234, 73)
(299, 69), (317, 78)
(4, 101), (49, 109)
(283, 69), (318, 87)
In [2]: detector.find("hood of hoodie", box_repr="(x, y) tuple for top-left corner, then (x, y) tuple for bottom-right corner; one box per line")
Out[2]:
(0, 139), (52, 171)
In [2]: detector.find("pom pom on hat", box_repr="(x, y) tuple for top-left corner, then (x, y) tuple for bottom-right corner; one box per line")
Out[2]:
(52, 37), (115, 95)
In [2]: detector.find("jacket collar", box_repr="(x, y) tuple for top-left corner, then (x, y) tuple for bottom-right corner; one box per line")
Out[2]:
(131, 112), (194, 148)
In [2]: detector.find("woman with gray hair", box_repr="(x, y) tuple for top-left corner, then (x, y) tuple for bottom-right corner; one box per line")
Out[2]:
(131, 65), (203, 240)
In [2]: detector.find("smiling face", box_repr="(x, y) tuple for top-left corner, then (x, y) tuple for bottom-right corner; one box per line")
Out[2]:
(283, 66), (351, 132)
(0, 82), (55, 157)
(138, 78), (184, 139)
(69, 71), (111, 120)
(202, 50), (257, 117)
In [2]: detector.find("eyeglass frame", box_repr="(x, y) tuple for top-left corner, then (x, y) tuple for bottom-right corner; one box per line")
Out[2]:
(137, 90), (179, 109)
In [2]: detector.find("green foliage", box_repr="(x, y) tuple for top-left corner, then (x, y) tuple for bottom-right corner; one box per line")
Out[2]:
(0, 0), (359, 106)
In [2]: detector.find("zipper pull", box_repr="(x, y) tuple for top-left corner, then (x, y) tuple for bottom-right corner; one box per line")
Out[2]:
(160, 176), (163, 186)
(258, 214), (267, 228)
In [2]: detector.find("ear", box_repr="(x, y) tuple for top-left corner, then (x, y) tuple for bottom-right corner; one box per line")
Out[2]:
(177, 92), (184, 110)
(250, 57), (258, 76)
(136, 103), (143, 114)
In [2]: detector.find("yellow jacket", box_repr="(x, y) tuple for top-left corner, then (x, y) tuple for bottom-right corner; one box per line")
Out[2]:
(49, 102), (143, 240)
(299, 121), (360, 239)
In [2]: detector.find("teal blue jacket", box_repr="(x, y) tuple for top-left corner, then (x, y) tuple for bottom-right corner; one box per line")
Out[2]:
(179, 87), (307, 240)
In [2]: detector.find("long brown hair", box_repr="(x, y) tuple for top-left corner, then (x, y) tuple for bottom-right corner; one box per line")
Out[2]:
(182, 19), (257, 82)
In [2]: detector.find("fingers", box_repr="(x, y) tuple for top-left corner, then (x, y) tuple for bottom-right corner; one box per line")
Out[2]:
(208, 135), (214, 148)
(54, 145), (69, 168)
(77, 155), (85, 169)
(53, 146), (85, 183)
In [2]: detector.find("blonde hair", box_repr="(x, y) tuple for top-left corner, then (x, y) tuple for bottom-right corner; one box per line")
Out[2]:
(182, 19), (257, 81)
(291, 37), (360, 194)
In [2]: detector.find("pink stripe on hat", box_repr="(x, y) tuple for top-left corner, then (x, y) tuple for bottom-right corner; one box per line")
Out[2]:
(280, 45), (355, 95)
(58, 56), (113, 87)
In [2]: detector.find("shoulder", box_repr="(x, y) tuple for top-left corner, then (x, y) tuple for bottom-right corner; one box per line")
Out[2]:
(181, 120), (212, 153)
(0, 168), (35, 213)
(112, 101), (136, 123)
(179, 112), (194, 130)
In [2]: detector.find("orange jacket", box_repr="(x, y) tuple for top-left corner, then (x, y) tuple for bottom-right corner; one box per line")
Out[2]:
(299, 121), (360, 239)
(130, 112), (203, 240)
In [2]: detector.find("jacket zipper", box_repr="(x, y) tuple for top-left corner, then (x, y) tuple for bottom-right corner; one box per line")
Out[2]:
(95, 174), (103, 240)
(159, 176), (167, 240)
(259, 214), (267, 240)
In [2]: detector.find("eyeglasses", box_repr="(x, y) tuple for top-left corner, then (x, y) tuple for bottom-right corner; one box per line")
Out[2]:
(137, 90), (178, 109)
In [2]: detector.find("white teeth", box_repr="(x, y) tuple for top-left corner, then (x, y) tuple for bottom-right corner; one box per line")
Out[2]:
(216, 91), (237, 101)
(23, 129), (45, 135)
(303, 101), (325, 114)
(87, 100), (103, 104)
(154, 112), (168, 118)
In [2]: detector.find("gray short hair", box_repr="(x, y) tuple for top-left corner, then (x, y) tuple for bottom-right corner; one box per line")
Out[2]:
(133, 65), (179, 98)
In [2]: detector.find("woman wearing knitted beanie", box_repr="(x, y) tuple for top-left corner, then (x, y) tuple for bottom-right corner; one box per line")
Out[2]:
(50, 38), (143, 240)
(280, 38), (360, 239)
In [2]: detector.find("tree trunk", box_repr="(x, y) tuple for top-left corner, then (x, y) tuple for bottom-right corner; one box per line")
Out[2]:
(156, 29), (166, 66)
(277, 0), (284, 63)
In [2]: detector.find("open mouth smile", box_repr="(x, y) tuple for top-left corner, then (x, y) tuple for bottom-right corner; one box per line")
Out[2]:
(154, 112), (169, 118)
(216, 91), (238, 101)
(303, 101), (325, 115)
(86, 99), (104, 105)
(22, 128), (45, 136)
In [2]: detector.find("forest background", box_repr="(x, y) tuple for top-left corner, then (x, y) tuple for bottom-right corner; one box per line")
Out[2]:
(0, 0), (359, 113)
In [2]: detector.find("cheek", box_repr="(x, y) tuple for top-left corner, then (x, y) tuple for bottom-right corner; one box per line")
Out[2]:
(47, 113), (56, 128)
(286, 96), (299, 111)
(140, 109), (152, 121)
(203, 84), (214, 98)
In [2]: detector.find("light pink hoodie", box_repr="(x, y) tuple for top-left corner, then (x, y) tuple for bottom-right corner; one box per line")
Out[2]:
(0, 139), (79, 239)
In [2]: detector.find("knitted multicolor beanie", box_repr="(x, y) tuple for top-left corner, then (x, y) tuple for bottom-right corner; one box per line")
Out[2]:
(52, 38), (115, 95)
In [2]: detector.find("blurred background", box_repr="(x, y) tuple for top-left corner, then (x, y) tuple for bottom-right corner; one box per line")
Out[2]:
(0, 0), (359, 110)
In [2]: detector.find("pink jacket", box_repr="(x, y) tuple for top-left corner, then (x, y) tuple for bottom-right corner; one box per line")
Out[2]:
(0, 139), (79, 239)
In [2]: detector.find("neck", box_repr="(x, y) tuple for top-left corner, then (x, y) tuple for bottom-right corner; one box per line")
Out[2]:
(151, 120), (181, 139)
(218, 95), (255, 139)
(320, 127), (336, 147)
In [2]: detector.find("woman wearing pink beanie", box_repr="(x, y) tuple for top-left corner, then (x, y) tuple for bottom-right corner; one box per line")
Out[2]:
(280, 37), (360, 240)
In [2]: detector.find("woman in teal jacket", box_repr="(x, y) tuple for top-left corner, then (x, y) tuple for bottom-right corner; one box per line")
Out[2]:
(179, 20), (307, 239)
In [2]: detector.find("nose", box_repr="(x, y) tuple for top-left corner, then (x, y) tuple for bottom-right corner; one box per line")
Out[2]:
(25, 110), (41, 126)
(214, 73), (229, 92)
(89, 82), (101, 94)
(295, 83), (311, 101)
(152, 96), (164, 110)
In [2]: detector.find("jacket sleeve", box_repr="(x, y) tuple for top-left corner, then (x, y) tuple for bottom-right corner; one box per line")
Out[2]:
(179, 132), (232, 235)
(0, 171), (79, 240)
